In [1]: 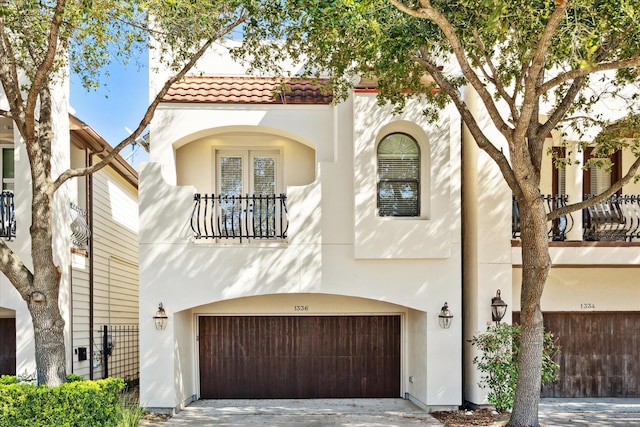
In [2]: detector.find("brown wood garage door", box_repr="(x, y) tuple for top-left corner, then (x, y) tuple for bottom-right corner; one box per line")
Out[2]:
(0, 317), (16, 376)
(514, 312), (640, 397)
(198, 315), (401, 399)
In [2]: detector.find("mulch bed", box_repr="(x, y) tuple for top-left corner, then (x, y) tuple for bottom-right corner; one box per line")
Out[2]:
(431, 408), (510, 426)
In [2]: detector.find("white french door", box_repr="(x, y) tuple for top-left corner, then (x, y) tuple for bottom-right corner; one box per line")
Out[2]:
(215, 150), (281, 238)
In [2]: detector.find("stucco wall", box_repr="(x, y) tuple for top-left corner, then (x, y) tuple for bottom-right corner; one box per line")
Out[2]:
(512, 267), (640, 312)
(140, 89), (462, 409)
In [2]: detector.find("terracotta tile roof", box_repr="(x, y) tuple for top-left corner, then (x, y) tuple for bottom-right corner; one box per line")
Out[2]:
(162, 76), (333, 105)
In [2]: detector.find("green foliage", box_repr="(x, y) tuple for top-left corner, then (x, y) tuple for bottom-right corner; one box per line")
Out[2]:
(0, 376), (17, 385)
(65, 373), (85, 383)
(469, 323), (560, 411)
(236, 0), (640, 130)
(0, 377), (125, 427)
(116, 401), (145, 427)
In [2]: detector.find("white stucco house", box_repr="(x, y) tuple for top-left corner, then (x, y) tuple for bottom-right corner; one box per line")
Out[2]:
(139, 44), (640, 411)
(139, 45), (462, 410)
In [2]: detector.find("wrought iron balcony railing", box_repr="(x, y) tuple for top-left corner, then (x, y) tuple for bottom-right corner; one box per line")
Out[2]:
(191, 193), (288, 242)
(0, 191), (15, 240)
(70, 203), (91, 248)
(583, 194), (640, 242)
(512, 194), (574, 241)
(513, 194), (640, 242)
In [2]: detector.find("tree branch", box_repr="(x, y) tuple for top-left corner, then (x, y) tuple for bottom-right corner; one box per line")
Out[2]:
(538, 57), (640, 95)
(0, 11), (26, 135)
(0, 239), (34, 300)
(25, 0), (67, 141)
(390, 0), (513, 142)
(414, 55), (520, 195)
(53, 13), (249, 190)
(471, 28), (517, 119)
(537, 77), (585, 140)
(515, 0), (570, 142)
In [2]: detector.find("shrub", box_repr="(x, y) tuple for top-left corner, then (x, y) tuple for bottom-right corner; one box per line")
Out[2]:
(0, 377), (124, 427)
(469, 322), (560, 411)
(65, 373), (85, 383)
(117, 401), (145, 427)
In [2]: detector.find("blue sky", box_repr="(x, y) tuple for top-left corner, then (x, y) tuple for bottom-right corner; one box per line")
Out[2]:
(69, 52), (150, 169)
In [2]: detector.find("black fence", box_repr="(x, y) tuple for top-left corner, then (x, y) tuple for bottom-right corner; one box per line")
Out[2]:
(97, 324), (139, 386)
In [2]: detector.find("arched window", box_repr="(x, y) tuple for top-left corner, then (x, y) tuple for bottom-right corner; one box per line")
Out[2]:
(377, 133), (420, 217)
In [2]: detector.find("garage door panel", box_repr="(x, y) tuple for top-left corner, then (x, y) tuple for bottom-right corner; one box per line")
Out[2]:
(515, 312), (640, 398)
(199, 315), (400, 399)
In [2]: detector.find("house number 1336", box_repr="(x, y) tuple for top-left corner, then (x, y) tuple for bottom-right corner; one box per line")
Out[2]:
(294, 305), (309, 311)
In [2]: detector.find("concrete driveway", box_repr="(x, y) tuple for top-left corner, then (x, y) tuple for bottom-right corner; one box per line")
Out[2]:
(142, 397), (640, 426)
(145, 399), (443, 426)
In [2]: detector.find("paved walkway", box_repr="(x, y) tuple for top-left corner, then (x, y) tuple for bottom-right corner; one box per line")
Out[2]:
(539, 398), (640, 426)
(141, 397), (640, 426)
(144, 399), (442, 426)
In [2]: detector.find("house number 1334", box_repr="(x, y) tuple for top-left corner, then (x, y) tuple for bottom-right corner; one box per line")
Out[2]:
(294, 306), (309, 311)
(580, 303), (595, 309)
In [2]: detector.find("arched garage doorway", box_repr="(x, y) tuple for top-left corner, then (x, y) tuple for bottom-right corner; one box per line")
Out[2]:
(194, 294), (409, 399)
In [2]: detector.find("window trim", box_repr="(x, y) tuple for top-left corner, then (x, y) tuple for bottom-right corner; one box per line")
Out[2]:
(376, 132), (421, 218)
(1, 146), (14, 192)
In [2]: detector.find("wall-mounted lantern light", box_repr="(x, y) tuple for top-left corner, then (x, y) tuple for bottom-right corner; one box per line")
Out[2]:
(153, 303), (168, 330)
(491, 290), (508, 324)
(438, 302), (453, 329)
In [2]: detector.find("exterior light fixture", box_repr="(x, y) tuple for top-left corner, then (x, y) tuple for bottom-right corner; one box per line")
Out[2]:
(491, 290), (508, 324)
(438, 302), (453, 329)
(153, 303), (168, 330)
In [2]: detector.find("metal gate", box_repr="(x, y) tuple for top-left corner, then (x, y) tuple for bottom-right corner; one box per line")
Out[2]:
(96, 325), (139, 385)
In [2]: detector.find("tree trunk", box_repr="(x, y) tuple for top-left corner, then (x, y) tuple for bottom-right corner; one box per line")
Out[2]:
(507, 194), (551, 427)
(27, 121), (67, 385)
(28, 278), (66, 386)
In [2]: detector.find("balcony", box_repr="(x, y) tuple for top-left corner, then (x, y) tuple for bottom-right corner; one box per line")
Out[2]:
(0, 191), (15, 240)
(191, 193), (289, 242)
(512, 194), (640, 242)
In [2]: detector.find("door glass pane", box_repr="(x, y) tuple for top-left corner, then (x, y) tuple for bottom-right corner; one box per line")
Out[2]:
(220, 156), (243, 195)
(253, 156), (275, 195)
(219, 156), (243, 236)
(252, 156), (276, 236)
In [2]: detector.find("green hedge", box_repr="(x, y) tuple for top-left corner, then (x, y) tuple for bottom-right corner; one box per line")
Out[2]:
(0, 376), (124, 427)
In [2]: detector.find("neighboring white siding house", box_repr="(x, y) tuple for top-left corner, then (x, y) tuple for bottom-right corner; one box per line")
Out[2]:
(69, 116), (140, 381)
(0, 105), (139, 383)
(139, 45), (462, 411)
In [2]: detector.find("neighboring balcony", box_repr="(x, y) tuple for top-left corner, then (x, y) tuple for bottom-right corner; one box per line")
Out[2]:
(512, 194), (640, 242)
(191, 193), (289, 242)
(0, 191), (15, 240)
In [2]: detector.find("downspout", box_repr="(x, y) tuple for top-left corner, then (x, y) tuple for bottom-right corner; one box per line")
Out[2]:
(460, 118), (466, 409)
(69, 263), (73, 373)
(88, 150), (95, 380)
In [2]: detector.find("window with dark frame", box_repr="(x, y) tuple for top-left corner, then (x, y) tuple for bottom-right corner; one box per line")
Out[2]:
(377, 133), (420, 217)
(583, 147), (621, 196)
